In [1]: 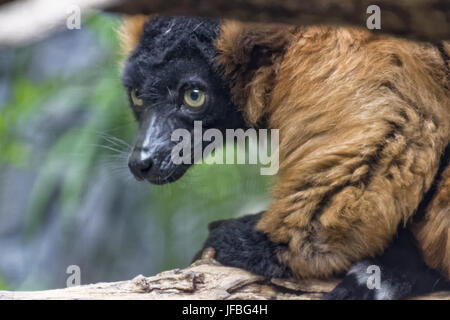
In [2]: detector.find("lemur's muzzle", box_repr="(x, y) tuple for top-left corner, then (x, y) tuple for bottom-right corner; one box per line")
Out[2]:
(128, 109), (189, 184)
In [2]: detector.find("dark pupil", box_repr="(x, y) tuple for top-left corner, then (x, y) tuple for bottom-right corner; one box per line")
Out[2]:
(190, 90), (200, 101)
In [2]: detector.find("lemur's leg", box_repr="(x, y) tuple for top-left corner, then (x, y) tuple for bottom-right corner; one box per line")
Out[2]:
(327, 146), (450, 300)
(411, 155), (450, 279)
(325, 228), (450, 300)
(195, 212), (292, 278)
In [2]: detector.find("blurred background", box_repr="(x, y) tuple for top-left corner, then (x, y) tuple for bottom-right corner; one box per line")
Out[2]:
(0, 2), (272, 290)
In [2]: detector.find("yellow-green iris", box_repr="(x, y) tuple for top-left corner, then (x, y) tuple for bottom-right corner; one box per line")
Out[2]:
(131, 88), (143, 106)
(184, 89), (206, 108)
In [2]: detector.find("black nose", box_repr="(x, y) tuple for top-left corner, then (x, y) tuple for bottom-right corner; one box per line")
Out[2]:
(128, 155), (153, 180)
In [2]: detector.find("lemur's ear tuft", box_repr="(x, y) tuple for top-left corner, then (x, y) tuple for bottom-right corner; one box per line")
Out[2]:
(216, 20), (295, 74)
(216, 20), (296, 126)
(118, 15), (150, 57)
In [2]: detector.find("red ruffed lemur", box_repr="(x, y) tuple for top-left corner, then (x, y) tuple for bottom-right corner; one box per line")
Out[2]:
(118, 15), (450, 299)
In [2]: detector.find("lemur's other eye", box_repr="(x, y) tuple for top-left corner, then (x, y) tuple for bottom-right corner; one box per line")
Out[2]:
(184, 89), (206, 108)
(131, 88), (143, 106)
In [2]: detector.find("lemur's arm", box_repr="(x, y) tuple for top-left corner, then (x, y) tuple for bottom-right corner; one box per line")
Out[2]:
(197, 142), (450, 298)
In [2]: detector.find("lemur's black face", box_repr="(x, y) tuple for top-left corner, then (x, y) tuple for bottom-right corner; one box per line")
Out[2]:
(122, 17), (244, 184)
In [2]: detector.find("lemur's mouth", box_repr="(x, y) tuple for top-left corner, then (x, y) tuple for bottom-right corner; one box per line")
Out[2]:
(144, 164), (189, 185)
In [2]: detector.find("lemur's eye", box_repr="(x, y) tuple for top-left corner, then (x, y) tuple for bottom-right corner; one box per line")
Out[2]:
(184, 89), (206, 108)
(131, 88), (143, 107)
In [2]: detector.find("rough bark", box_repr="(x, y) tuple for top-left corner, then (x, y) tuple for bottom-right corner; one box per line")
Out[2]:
(1, 1), (448, 46)
(105, 0), (450, 42)
(1, 259), (449, 300)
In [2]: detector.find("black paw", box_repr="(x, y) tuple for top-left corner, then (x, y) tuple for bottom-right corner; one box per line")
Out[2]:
(324, 262), (404, 300)
(197, 212), (291, 278)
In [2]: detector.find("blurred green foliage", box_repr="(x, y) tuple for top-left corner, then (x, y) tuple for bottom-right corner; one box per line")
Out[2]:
(0, 274), (7, 290)
(1, 14), (137, 231)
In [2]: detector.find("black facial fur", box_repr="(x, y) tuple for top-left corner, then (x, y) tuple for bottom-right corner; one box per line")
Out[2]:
(122, 17), (245, 184)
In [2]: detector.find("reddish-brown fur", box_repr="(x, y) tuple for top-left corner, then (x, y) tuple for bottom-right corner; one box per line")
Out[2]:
(118, 15), (150, 57)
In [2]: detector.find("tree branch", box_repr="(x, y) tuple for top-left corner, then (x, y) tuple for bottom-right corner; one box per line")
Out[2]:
(1, 259), (449, 300)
